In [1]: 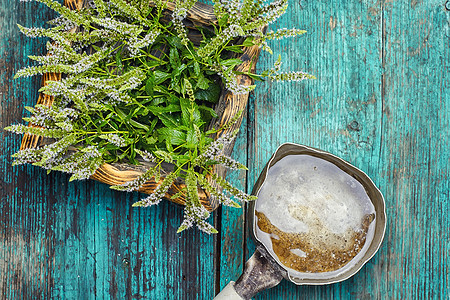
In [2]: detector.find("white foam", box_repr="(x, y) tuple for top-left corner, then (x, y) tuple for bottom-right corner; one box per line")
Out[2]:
(254, 154), (376, 280)
(290, 248), (307, 257)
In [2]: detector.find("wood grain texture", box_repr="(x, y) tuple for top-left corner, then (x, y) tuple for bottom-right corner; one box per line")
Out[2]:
(1, 0), (215, 299)
(377, 0), (449, 298)
(2, 0), (449, 299)
(219, 0), (449, 299)
(156, 1), (217, 26)
(217, 109), (248, 291)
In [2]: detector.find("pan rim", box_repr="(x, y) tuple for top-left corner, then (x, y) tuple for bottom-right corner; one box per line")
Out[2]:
(250, 142), (387, 285)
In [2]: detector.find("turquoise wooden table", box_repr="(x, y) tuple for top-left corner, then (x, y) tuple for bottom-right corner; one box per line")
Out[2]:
(1, 0), (449, 298)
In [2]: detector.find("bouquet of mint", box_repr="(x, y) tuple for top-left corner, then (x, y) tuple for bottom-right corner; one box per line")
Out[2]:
(6, 0), (313, 233)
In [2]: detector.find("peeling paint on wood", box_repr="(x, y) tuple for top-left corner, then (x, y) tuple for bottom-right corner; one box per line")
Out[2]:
(222, 0), (449, 299)
(1, 0), (449, 299)
(0, 1), (215, 299)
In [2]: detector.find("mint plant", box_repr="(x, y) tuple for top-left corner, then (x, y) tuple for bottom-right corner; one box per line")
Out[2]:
(6, 0), (314, 233)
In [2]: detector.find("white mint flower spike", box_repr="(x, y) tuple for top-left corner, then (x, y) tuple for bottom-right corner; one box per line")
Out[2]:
(11, 0), (313, 234)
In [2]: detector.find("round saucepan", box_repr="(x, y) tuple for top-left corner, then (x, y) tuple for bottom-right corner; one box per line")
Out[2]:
(214, 143), (386, 299)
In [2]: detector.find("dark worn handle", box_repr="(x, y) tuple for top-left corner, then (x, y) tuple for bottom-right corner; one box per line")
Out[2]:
(233, 249), (284, 300)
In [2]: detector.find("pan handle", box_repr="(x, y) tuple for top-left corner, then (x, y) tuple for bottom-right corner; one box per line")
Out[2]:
(213, 281), (245, 300)
(214, 249), (283, 300)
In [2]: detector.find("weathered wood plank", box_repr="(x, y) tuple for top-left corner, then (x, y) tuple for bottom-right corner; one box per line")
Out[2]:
(246, 0), (385, 298)
(0, 0), (215, 298)
(2, 0), (449, 298)
(378, 0), (449, 298)
(1, 0), (59, 297)
(217, 108), (248, 291)
(237, 0), (449, 299)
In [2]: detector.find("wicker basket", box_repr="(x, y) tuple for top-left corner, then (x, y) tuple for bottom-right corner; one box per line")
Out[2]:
(20, 0), (263, 211)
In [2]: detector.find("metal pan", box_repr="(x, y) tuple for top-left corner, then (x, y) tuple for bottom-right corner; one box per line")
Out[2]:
(214, 143), (386, 299)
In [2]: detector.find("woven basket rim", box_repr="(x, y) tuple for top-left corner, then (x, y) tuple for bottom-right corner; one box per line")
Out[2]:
(20, 0), (264, 211)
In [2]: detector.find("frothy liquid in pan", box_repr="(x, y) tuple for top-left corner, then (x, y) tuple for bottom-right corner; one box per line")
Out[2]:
(255, 154), (376, 280)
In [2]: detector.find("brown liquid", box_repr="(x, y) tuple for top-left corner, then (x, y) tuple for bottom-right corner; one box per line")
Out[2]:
(256, 210), (374, 273)
(254, 154), (376, 278)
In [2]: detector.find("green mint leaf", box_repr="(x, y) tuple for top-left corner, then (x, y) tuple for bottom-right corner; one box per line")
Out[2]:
(157, 128), (186, 145)
(196, 76), (210, 90)
(145, 75), (155, 96)
(221, 58), (243, 67)
(194, 82), (221, 103)
(193, 61), (200, 76)
(154, 70), (171, 84)
(169, 47), (179, 68)
(242, 37), (255, 47)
